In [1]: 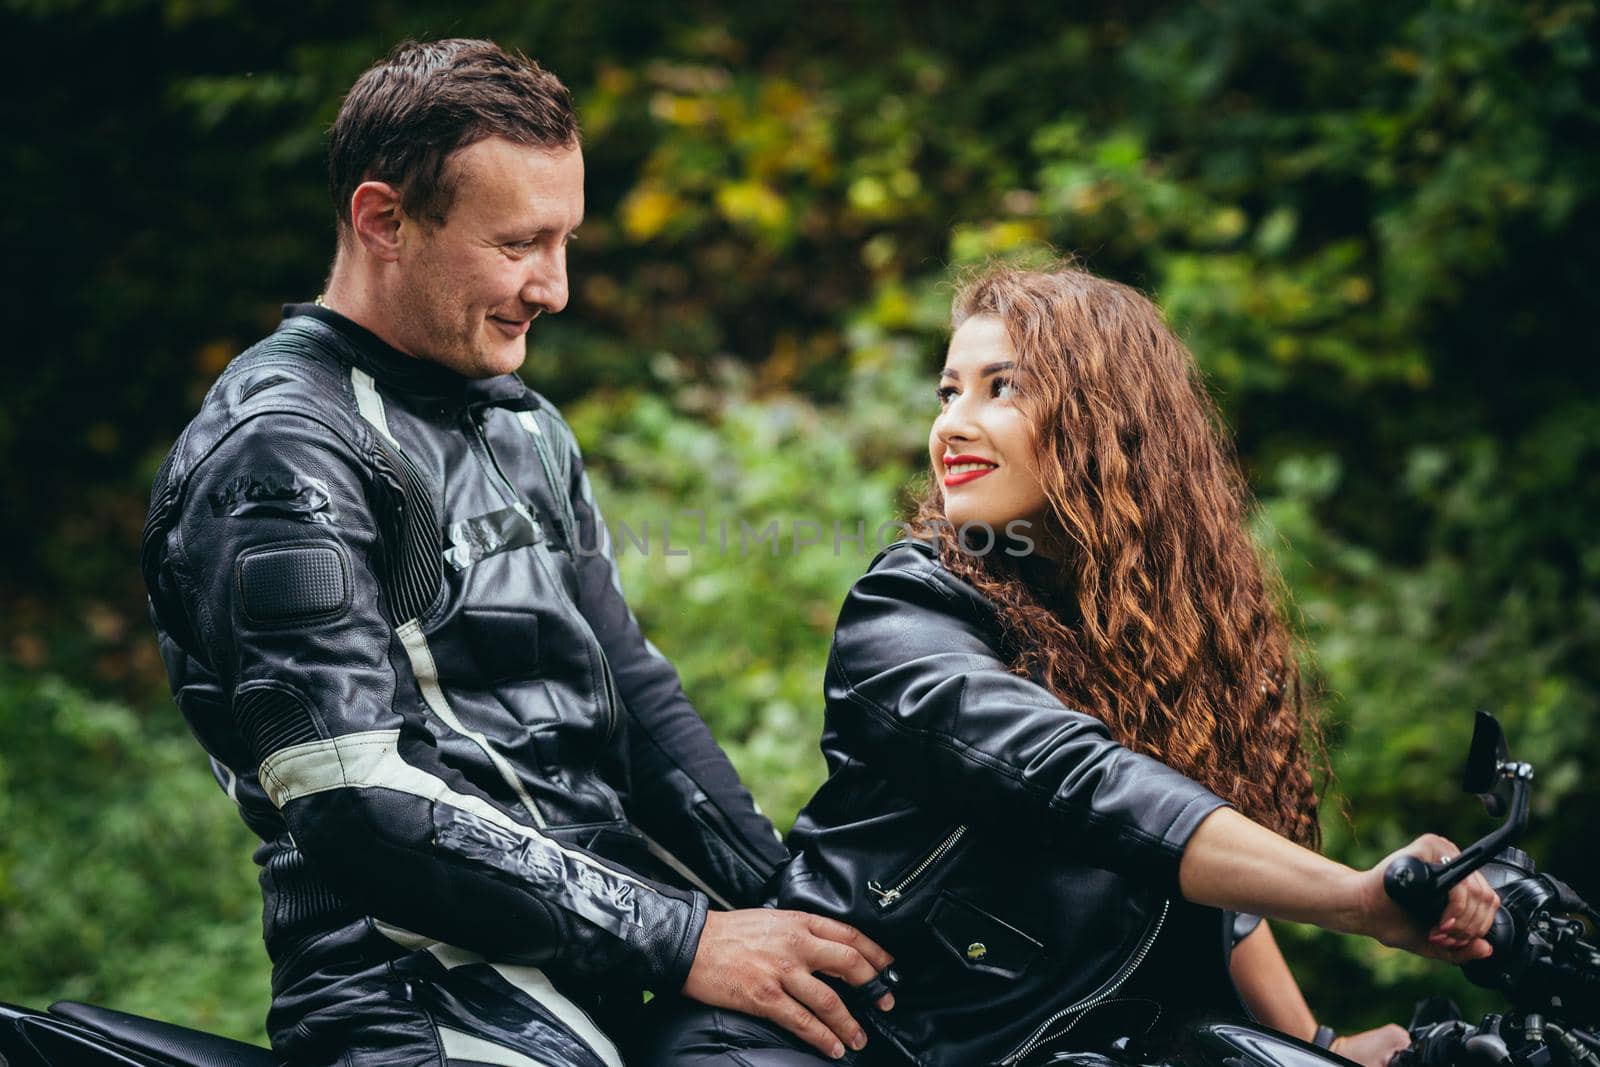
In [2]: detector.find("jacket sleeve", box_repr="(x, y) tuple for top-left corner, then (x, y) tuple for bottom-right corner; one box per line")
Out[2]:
(148, 411), (706, 987)
(825, 543), (1228, 893)
(548, 413), (788, 908)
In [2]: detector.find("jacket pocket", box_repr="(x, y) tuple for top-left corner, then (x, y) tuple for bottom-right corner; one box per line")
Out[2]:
(925, 891), (1043, 981)
(456, 606), (541, 684)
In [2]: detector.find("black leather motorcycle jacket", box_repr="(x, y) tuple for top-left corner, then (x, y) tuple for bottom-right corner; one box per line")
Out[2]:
(141, 307), (788, 1048)
(772, 541), (1241, 1067)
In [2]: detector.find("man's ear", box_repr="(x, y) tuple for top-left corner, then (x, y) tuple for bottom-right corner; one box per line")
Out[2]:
(348, 181), (405, 262)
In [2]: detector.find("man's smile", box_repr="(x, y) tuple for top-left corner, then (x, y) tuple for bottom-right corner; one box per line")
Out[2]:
(488, 314), (533, 337)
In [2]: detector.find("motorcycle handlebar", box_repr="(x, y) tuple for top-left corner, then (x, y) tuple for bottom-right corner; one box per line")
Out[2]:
(1383, 851), (1523, 964)
(1383, 749), (1533, 936)
(1383, 854), (1452, 926)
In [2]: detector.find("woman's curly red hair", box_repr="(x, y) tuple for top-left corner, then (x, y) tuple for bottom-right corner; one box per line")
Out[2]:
(911, 262), (1326, 847)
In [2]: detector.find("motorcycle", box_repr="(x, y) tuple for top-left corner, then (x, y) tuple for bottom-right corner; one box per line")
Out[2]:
(3, 711), (1595, 1066)
(1039, 711), (1600, 1067)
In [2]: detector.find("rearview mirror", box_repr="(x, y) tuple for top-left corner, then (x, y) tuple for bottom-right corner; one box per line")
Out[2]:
(1462, 710), (1510, 816)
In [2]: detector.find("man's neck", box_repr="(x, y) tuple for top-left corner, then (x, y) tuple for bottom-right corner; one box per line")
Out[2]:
(320, 251), (420, 361)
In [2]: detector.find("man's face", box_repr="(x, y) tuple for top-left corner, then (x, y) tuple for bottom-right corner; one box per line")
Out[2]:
(391, 136), (584, 378)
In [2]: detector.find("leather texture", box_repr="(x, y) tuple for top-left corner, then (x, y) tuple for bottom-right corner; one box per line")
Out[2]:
(142, 307), (788, 1064)
(48, 1001), (280, 1067)
(629, 997), (897, 1066)
(766, 542), (1238, 1067)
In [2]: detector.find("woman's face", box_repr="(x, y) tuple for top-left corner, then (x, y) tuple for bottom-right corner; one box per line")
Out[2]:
(929, 315), (1051, 541)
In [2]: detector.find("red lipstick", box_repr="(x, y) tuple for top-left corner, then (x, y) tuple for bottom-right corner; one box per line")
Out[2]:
(942, 454), (998, 487)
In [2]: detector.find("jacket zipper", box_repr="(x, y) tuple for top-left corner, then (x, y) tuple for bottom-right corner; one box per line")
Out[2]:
(867, 825), (968, 909)
(519, 411), (617, 740)
(521, 409), (578, 546)
(468, 407), (617, 740)
(998, 898), (1169, 1066)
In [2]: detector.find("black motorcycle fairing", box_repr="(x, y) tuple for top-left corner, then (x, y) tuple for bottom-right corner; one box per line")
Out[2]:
(49, 1001), (279, 1067)
(0, 998), (280, 1067)
(1159, 1021), (1346, 1067)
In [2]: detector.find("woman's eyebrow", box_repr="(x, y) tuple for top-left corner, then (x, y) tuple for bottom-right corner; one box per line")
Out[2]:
(939, 360), (1014, 380)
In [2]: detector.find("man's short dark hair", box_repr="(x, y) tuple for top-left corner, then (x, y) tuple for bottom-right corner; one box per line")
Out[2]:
(329, 38), (579, 234)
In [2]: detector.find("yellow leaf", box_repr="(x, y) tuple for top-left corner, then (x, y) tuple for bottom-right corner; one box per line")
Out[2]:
(715, 180), (788, 231)
(621, 187), (681, 241)
(197, 340), (234, 376)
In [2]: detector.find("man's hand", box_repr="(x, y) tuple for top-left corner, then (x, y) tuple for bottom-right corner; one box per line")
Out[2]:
(1331, 1024), (1412, 1067)
(682, 909), (895, 1060)
(1354, 834), (1500, 964)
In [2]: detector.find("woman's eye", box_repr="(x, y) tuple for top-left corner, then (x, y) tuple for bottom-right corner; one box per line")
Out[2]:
(992, 377), (1015, 400)
(936, 386), (957, 406)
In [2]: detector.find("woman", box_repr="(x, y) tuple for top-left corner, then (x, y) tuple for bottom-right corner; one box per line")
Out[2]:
(641, 264), (1495, 1067)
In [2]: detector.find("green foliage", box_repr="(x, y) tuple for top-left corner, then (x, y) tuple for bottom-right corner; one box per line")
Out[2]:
(1259, 439), (1599, 1024)
(567, 353), (928, 822)
(2, 0), (1597, 1044)
(0, 669), (269, 1045)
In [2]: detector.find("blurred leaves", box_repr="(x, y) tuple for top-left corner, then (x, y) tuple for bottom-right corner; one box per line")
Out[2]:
(567, 353), (930, 822)
(0, 668), (268, 1044)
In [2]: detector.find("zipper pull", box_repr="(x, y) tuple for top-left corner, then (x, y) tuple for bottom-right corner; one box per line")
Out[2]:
(867, 881), (901, 907)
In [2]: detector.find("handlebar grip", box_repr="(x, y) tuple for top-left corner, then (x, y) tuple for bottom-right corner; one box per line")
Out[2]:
(1384, 854), (1448, 925)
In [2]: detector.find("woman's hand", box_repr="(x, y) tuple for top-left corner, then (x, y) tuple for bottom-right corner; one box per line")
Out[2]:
(1352, 834), (1499, 964)
(1331, 1024), (1411, 1067)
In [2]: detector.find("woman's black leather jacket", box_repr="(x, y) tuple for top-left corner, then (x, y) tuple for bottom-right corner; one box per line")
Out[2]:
(773, 541), (1242, 1067)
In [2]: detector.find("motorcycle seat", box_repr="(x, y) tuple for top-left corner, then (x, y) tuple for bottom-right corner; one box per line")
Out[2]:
(48, 1001), (279, 1067)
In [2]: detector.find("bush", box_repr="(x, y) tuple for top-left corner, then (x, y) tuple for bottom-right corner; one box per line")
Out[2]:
(0, 668), (269, 1045)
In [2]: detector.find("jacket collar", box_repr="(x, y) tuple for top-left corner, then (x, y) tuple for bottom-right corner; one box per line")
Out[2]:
(280, 303), (534, 409)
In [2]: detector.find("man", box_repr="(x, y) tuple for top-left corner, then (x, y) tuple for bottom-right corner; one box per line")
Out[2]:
(142, 39), (891, 1067)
